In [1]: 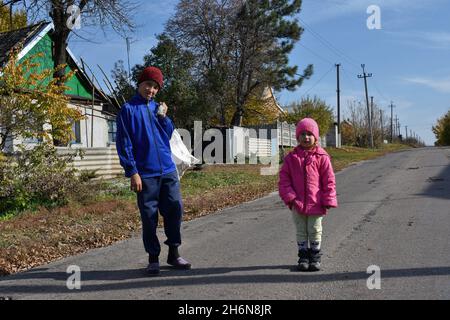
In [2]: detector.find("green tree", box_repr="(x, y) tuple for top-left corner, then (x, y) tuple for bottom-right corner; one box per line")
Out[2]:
(0, 1), (27, 32)
(166, 0), (313, 126)
(228, 0), (313, 126)
(131, 33), (212, 129)
(0, 51), (84, 152)
(281, 96), (334, 138)
(432, 109), (450, 146)
(110, 60), (134, 103)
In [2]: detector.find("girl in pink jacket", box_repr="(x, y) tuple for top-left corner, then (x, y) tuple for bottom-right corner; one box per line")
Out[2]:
(278, 118), (338, 271)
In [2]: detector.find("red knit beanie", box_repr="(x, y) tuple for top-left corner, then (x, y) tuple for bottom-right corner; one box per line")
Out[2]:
(138, 66), (164, 89)
(296, 118), (320, 141)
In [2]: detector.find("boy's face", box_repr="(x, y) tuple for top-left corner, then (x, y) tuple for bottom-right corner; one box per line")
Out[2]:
(298, 131), (316, 149)
(138, 80), (159, 101)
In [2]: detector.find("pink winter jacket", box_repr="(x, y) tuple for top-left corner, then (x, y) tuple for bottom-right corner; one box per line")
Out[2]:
(279, 146), (338, 215)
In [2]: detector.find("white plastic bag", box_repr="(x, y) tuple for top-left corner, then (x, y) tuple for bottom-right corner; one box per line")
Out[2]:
(170, 129), (200, 179)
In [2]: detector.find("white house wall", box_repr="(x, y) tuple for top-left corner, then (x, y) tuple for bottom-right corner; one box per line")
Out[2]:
(2, 103), (114, 152)
(72, 103), (112, 148)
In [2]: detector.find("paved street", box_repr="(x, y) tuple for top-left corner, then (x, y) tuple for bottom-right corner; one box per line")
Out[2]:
(0, 147), (449, 300)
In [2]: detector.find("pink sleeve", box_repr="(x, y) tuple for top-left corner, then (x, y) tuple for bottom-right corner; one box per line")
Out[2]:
(320, 155), (338, 207)
(278, 157), (297, 207)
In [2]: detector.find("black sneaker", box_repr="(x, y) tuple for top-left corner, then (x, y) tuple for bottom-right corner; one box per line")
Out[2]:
(309, 249), (322, 272)
(297, 249), (310, 271)
(146, 262), (160, 276)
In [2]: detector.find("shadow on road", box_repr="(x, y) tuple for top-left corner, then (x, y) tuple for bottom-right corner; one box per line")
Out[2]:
(417, 161), (450, 200)
(1, 265), (449, 295)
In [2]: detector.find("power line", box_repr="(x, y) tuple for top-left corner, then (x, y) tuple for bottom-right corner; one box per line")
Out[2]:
(298, 43), (335, 65)
(301, 64), (335, 97)
(299, 17), (361, 71)
(371, 78), (390, 103)
(358, 64), (374, 148)
(297, 18), (397, 119)
(340, 65), (363, 93)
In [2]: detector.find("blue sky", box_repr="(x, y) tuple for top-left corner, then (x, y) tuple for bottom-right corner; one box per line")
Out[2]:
(67, 0), (450, 146)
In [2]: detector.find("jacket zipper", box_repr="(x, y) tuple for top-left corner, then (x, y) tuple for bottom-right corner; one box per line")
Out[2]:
(303, 154), (308, 212)
(147, 101), (163, 175)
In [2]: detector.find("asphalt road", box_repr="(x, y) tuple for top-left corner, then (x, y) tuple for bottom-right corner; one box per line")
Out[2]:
(1, 147), (449, 300)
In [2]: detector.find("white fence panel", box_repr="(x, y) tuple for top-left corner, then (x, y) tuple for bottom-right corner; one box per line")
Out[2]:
(248, 137), (272, 157)
(57, 146), (123, 179)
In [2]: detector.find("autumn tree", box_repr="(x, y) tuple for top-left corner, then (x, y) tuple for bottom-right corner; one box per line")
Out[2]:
(432, 109), (450, 146)
(0, 51), (84, 152)
(214, 86), (283, 126)
(345, 99), (385, 147)
(281, 96), (334, 138)
(340, 120), (356, 146)
(0, 0), (27, 32)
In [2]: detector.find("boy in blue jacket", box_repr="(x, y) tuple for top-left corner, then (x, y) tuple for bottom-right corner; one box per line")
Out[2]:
(116, 66), (191, 276)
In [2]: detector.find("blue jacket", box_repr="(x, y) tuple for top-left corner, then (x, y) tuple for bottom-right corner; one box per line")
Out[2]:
(116, 94), (176, 178)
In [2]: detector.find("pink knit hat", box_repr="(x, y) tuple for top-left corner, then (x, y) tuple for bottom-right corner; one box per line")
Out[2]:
(296, 118), (320, 141)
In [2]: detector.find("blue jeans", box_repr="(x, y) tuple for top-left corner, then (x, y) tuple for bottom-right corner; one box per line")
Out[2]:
(137, 170), (183, 257)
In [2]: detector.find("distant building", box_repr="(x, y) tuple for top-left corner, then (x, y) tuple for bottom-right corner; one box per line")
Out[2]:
(241, 85), (287, 126)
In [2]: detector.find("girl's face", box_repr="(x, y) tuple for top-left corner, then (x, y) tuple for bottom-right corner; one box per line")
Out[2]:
(138, 80), (159, 101)
(298, 131), (316, 149)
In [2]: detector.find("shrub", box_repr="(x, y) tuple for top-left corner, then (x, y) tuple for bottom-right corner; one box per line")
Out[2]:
(0, 143), (94, 216)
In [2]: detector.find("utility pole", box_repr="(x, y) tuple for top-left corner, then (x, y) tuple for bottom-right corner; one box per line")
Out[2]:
(126, 37), (132, 77)
(336, 63), (341, 148)
(358, 64), (374, 148)
(394, 115), (399, 139)
(390, 102), (395, 143)
(370, 96), (375, 145)
(405, 126), (408, 140)
(380, 110), (384, 143)
(370, 96), (374, 128)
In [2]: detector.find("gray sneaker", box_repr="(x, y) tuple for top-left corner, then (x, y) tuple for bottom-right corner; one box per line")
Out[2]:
(167, 256), (192, 270)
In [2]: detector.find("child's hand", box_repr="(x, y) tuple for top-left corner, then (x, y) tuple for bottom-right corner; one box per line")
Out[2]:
(157, 102), (168, 117)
